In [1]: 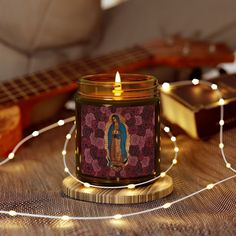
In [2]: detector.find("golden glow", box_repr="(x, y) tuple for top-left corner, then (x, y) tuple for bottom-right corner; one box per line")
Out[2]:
(161, 82), (171, 92)
(112, 72), (123, 96)
(206, 184), (214, 189)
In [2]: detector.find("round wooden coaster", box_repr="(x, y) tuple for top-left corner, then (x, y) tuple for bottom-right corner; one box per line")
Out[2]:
(62, 175), (173, 204)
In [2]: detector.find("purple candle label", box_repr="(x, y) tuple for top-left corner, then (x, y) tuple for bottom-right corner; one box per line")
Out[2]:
(80, 104), (157, 179)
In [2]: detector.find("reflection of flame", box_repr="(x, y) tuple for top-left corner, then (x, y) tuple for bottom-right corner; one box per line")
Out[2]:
(112, 72), (123, 96)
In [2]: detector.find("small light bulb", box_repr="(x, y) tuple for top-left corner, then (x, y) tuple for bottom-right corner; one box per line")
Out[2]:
(219, 143), (224, 149)
(219, 120), (224, 126)
(58, 120), (65, 126)
(62, 150), (67, 155)
(66, 134), (72, 140)
(192, 78), (199, 85)
(174, 147), (179, 153)
(218, 98), (225, 105)
(9, 210), (17, 216)
(206, 184), (214, 189)
(113, 214), (122, 220)
(32, 131), (39, 137)
(226, 163), (231, 168)
(127, 184), (135, 189)
(83, 182), (91, 188)
(171, 136), (176, 142)
(164, 127), (170, 133)
(172, 159), (177, 164)
(61, 215), (70, 221)
(8, 152), (15, 159)
(64, 167), (69, 173)
(163, 203), (172, 209)
(161, 82), (171, 92)
(160, 172), (166, 177)
(211, 84), (218, 90)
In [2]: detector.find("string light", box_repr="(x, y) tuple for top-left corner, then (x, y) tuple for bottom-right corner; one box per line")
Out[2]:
(164, 126), (170, 133)
(192, 78), (199, 85)
(127, 184), (135, 189)
(32, 131), (39, 137)
(171, 136), (176, 142)
(161, 82), (171, 92)
(83, 183), (91, 188)
(0, 80), (235, 222)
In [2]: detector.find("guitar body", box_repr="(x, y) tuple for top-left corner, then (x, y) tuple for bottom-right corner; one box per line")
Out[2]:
(0, 105), (22, 156)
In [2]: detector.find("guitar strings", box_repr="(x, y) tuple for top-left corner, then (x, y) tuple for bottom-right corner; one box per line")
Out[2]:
(0, 79), (235, 221)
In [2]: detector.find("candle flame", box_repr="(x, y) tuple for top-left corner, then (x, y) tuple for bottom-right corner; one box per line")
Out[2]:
(112, 71), (123, 96)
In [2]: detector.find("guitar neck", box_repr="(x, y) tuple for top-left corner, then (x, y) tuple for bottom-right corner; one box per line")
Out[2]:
(0, 46), (152, 106)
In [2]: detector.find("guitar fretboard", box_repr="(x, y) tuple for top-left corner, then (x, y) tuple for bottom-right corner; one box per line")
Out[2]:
(0, 46), (151, 106)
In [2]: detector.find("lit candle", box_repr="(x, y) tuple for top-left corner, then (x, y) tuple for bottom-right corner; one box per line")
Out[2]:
(112, 71), (124, 97)
(75, 73), (160, 186)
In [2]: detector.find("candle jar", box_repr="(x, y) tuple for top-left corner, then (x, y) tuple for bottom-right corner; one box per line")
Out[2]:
(75, 74), (160, 186)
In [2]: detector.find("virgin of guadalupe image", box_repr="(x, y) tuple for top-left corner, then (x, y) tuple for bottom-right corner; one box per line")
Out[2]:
(107, 114), (128, 169)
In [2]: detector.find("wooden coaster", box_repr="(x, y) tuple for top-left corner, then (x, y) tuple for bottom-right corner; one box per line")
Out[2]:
(62, 175), (173, 204)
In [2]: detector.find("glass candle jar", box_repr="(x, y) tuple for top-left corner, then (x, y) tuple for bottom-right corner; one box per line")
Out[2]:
(75, 73), (160, 186)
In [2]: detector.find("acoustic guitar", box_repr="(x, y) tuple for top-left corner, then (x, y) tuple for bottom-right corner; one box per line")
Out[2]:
(0, 37), (233, 157)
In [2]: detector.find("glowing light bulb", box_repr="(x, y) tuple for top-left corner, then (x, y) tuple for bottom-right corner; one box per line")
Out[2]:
(64, 167), (69, 173)
(160, 172), (166, 177)
(161, 82), (171, 92)
(219, 143), (224, 149)
(192, 78), (199, 85)
(8, 152), (15, 159)
(127, 184), (135, 189)
(83, 183), (91, 188)
(112, 72), (123, 96)
(58, 120), (65, 126)
(163, 203), (172, 208)
(62, 150), (67, 155)
(164, 126), (170, 133)
(61, 215), (70, 221)
(171, 136), (176, 142)
(219, 120), (224, 126)
(66, 134), (72, 140)
(218, 98), (225, 105)
(211, 84), (218, 90)
(226, 163), (231, 168)
(174, 147), (179, 153)
(9, 210), (17, 216)
(206, 184), (214, 189)
(113, 214), (122, 220)
(172, 159), (177, 164)
(32, 131), (39, 137)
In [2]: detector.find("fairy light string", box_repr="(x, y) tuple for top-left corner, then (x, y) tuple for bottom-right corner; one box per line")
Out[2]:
(0, 79), (235, 221)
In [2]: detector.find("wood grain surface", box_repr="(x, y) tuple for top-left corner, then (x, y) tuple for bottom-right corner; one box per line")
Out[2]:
(62, 175), (173, 204)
